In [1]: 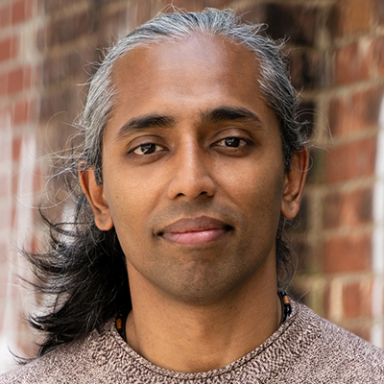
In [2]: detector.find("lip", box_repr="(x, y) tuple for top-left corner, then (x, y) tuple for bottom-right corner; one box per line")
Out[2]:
(158, 216), (232, 245)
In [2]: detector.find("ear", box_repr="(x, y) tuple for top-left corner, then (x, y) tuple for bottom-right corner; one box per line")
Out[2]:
(79, 167), (114, 231)
(281, 148), (309, 219)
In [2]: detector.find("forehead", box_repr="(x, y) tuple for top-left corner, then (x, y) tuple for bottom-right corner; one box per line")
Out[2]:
(111, 33), (262, 105)
(105, 32), (279, 140)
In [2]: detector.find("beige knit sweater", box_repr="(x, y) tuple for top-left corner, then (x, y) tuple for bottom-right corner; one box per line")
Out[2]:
(1, 301), (383, 383)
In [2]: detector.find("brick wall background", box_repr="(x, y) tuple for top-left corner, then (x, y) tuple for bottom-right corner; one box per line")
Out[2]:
(0, 0), (383, 373)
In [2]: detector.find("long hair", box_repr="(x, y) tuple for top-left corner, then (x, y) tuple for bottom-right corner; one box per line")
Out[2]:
(26, 8), (308, 357)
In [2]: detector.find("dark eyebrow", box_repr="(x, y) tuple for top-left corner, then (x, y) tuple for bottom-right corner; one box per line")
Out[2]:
(115, 114), (175, 141)
(202, 106), (263, 126)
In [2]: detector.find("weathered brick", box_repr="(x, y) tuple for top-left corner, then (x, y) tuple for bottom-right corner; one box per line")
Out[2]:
(343, 282), (370, 318)
(323, 188), (372, 229)
(42, 49), (93, 86)
(373, 36), (384, 76)
(376, 0), (384, 25)
(44, 11), (95, 47)
(169, 0), (232, 11)
(334, 41), (372, 85)
(7, 66), (31, 95)
(306, 148), (324, 185)
(0, 36), (18, 63)
(13, 99), (34, 126)
(97, 10), (128, 49)
(12, 136), (22, 162)
(8, 68), (24, 94)
(0, 73), (8, 96)
(329, 0), (374, 37)
(297, 100), (316, 139)
(323, 235), (371, 273)
(325, 137), (377, 183)
(44, 0), (80, 14)
(0, 4), (11, 29)
(263, 3), (319, 47)
(291, 240), (315, 273)
(289, 48), (327, 90)
(40, 89), (75, 122)
(329, 86), (384, 136)
(12, 0), (30, 25)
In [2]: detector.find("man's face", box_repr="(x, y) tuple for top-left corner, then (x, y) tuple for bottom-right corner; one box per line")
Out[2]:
(84, 33), (303, 304)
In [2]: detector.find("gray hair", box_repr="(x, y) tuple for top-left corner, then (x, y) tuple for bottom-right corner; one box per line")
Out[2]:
(24, 12), (307, 355)
(81, 8), (306, 185)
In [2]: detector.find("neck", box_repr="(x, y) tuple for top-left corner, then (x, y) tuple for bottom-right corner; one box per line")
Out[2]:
(124, 264), (281, 373)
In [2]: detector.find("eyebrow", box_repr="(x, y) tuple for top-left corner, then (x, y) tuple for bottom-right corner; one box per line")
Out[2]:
(115, 106), (263, 142)
(202, 106), (263, 126)
(115, 114), (176, 141)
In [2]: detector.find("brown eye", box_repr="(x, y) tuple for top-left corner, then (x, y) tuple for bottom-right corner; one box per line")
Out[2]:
(215, 137), (248, 148)
(224, 138), (241, 147)
(131, 143), (163, 155)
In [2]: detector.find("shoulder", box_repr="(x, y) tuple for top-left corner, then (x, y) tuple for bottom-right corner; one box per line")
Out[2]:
(0, 319), (122, 384)
(285, 302), (384, 382)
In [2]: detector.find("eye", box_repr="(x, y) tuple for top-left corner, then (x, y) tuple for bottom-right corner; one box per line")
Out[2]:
(215, 137), (249, 148)
(130, 143), (164, 156)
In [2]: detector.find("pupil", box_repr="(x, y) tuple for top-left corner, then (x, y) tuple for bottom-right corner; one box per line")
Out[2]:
(225, 138), (240, 147)
(142, 144), (155, 154)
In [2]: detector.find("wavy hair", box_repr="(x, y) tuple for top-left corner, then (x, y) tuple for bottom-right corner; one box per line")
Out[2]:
(26, 8), (308, 357)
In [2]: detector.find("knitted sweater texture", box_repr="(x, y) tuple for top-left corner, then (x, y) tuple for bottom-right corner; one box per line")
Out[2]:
(1, 301), (383, 383)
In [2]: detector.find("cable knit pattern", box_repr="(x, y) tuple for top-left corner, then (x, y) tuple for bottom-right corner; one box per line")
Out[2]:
(1, 302), (383, 383)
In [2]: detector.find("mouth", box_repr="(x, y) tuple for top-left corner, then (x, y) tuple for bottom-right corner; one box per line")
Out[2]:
(158, 216), (233, 246)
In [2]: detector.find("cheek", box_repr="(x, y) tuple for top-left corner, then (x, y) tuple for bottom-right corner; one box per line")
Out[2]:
(102, 168), (164, 238)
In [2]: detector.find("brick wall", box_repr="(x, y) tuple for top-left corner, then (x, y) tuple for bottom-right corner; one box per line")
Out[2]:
(0, 0), (383, 373)
(0, 0), (42, 372)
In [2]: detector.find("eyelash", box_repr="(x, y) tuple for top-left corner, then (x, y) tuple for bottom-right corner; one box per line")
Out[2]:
(128, 136), (252, 156)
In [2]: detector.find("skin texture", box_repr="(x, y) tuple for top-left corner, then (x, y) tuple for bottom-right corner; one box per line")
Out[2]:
(80, 33), (308, 372)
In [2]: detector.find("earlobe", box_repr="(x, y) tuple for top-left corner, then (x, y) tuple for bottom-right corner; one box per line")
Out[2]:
(79, 167), (114, 231)
(280, 147), (309, 219)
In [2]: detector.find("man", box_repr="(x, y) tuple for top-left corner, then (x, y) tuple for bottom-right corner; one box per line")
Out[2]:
(1, 8), (383, 383)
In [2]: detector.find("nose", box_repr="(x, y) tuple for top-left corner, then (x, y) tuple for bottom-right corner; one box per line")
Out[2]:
(166, 142), (216, 201)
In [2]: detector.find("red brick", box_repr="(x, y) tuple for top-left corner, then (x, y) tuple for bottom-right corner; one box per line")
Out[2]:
(0, 36), (18, 63)
(323, 235), (371, 273)
(12, 136), (22, 161)
(12, 99), (34, 125)
(373, 36), (384, 76)
(329, 0), (374, 37)
(7, 68), (23, 94)
(329, 86), (384, 136)
(25, 0), (34, 19)
(262, 3), (319, 47)
(334, 41), (372, 85)
(45, 11), (94, 47)
(44, 0), (79, 14)
(0, 4), (11, 29)
(343, 283), (361, 318)
(0, 73), (8, 96)
(343, 282), (371, 319)
(325, 137), (377, 183)
(323, 188), (372, 229)
(7, 66), (31, 94)
(376, 0), (384, 25)
(12, 0), (30, 25)
(289, 48), (328, 90)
